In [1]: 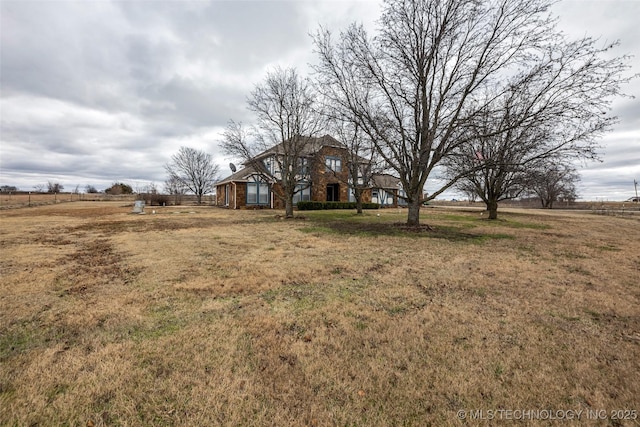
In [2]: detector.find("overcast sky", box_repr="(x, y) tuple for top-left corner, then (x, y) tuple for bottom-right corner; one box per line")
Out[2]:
(1, 0), (638, 200)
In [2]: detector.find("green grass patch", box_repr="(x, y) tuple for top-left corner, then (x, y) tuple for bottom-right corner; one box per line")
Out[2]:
(125, 304), (185, 342)
(0, 326), (38, 362)
(421, 210), (550, 229)
(297, 210), (519, 242)
(491, 219), (550, 230)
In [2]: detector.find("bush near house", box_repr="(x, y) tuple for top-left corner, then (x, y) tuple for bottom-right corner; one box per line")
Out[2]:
(139, 194), (171, 206)
(297, 201), (379, 210)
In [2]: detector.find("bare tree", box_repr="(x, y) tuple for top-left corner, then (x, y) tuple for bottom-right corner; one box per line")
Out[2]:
(326, 119), (382, 214)
(314, 0), (633, 226)
(444, 30), (631, 219)
(0, 185), (18, 193)
(47, 181), (64, 193)
(165, 147), (219, 204)
(527, 162), (579, 209)
(85, 185), (98, 194)
(164, 175), (186, 205)
(221, 67), (323, 218)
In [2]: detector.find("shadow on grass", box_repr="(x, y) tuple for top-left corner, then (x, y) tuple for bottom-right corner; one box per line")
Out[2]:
(300, 220), (514, 242)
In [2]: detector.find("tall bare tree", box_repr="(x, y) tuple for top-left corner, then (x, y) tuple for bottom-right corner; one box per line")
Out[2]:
(165, 147), (219, 204)
(444, 31), (631, 219)
(314, 0), (633, 226)
(221, 67), (323, 218)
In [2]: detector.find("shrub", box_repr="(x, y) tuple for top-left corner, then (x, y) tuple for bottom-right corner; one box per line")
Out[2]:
(148, 194), (171, 206)
(297, 201), (380, 210)
(105, 182), (133, 195)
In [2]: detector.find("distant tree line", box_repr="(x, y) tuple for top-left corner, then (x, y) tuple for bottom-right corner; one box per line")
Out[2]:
(0, 185), (18, 193)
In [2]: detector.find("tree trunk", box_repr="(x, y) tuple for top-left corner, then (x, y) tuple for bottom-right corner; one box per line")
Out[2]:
(196, 193), (202, 204)
(486, 199), (499, 220)
(285, 197), (294, 218)
(406, 198), (422, 226)
(355, 193), (363, 215)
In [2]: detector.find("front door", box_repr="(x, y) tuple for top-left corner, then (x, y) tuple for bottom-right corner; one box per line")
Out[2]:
(326, 183), (340, 202)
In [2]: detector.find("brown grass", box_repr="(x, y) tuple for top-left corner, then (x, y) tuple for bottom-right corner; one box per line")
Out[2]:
(1, 202), (638, 426)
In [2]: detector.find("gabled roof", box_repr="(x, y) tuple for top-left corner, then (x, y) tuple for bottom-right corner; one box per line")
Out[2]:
(372, 173), (402, 190)
(250, 134), (345, 162)
(217, 165), (262, 186)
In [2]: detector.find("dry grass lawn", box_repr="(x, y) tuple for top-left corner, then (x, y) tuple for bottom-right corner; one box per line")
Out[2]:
(0, 202), (638, 426)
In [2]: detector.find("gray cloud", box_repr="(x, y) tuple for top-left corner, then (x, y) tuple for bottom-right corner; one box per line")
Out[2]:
(1, 0), (637, 198)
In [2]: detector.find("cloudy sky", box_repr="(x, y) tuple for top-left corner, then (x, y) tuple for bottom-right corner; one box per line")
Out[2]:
(1, 0), (638, 200)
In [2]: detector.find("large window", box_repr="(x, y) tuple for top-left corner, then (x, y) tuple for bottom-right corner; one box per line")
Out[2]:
(325, 156), (342, 173)
(293, 183), (311, 204)
(246, 181), (269, 205)
(348, 186), (356, 202)
(398, 189), (408, 206)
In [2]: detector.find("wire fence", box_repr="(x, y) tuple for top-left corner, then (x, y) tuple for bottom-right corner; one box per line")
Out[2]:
(1, 191), (637, 214)
(0, 192), (217, 210)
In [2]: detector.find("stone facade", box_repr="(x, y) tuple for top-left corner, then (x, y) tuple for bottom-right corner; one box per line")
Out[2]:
(309, 146), (350, 202)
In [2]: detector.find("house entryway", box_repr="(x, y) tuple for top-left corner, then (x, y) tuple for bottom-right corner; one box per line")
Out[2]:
(326, 183), (340, 201)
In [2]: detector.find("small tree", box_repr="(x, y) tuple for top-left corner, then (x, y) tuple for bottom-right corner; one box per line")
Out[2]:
(47, 181), (64, 193)
(165, 147), (219, 204)
(527, 162), (579, 209)
(164, 176), (186, 205)
(444, 102), (541, 220)
(85, 185), (99, 194)
(222, 67), (323, 218)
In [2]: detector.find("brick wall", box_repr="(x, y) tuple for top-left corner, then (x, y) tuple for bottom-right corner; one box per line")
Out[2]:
(310, 146), (350, 202)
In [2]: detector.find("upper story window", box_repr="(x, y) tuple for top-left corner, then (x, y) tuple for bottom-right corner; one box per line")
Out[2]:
(263, 157), (275, 175)
(325, 156), (342, 173)
(298, 157), (309, 176)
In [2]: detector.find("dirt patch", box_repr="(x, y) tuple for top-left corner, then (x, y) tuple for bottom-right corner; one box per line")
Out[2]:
(55, 239), (140, 296)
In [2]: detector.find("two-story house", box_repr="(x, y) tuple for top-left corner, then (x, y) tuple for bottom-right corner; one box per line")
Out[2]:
(216, 134), (408, 210)
(216, 135), (371, 209)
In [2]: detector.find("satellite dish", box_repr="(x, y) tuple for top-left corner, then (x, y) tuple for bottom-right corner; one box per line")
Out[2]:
(229, 163), (237, 173)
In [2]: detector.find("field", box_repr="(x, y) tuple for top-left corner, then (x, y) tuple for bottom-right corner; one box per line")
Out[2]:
(0, 202), (638, 426)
